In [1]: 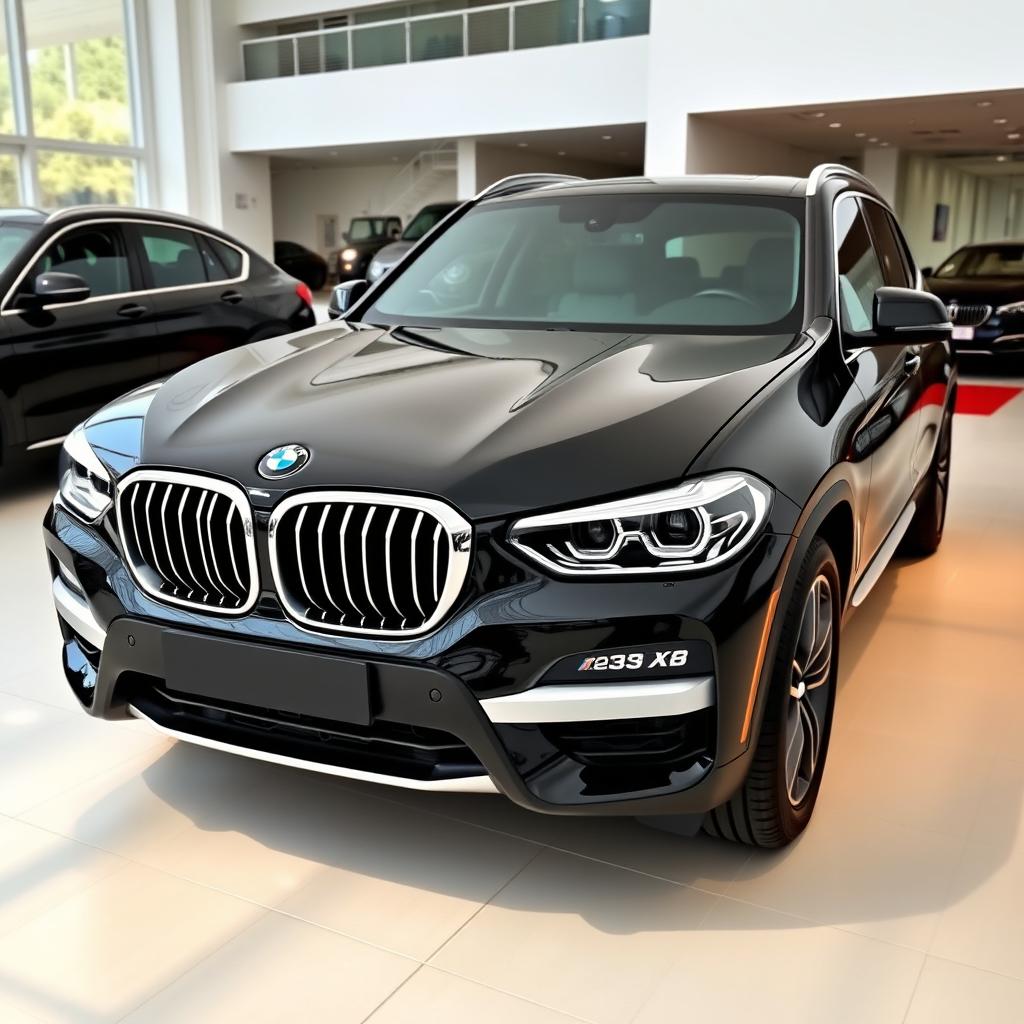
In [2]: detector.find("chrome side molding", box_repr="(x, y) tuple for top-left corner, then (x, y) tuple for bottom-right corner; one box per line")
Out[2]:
(851, 499), (916, 607)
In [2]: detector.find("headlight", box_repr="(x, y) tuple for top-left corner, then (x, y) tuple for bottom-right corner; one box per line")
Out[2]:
(58, 424), (113, 522)
(508, 473), (772, 575)
(341, 247), (359, 263)
(995, 300), (1024, 315)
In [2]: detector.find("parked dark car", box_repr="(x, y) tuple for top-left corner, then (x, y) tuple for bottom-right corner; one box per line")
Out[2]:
(330, 215), (401, 282)
(367, 202), (462, 282)
(0, 206), (316, 474)
(924, 242), (1024, 361)
(44, 167), (955, 847)
(274, 240), (328, 291)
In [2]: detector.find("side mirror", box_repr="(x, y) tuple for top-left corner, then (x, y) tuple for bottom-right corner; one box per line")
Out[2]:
(920, 266), (934, 279)
(327, 279), (369, 320)
(872, 286), (951, 344)
(26, 271), (91, 306)
(390, 227), (401, 239)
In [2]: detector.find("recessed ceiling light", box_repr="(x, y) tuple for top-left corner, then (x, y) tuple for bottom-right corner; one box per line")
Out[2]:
(880, 141), (891, 147)
(517, 142), (529, 148)
(976, 100), (993, 108)
(854, 131), (866, 138)
(557, 150), (566, 156)
(868, 137), (879, 143)
(996, 154), (1010, 162)
(330, 150), (338, 157)
(1008, 132), (1022, 141)
(807, 111), (826, 118)
(994, 117), (1009, 125)
(829, 122), (842, 128)
(601, 134), (613, 141)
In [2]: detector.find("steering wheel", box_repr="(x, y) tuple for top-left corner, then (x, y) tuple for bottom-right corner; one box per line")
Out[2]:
(689, 288), (758, 307)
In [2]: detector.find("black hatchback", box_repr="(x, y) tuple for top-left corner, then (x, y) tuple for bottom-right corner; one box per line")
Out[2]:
(0, 206), (316, 473)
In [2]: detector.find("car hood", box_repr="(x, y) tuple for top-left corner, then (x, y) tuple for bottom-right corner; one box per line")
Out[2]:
(130, 322), (808, 520)
(927, 277), (1024, 305)
(374, 240), (414, 267)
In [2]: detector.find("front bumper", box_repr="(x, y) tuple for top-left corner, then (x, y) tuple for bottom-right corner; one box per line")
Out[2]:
(43, 494), (797, 817)
(952, 309), (1024, 356)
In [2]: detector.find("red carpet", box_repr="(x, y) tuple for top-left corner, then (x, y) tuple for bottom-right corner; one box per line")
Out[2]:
(956, 385), (1022, 416)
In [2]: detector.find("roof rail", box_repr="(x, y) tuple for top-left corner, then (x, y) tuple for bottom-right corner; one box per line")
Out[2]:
(476, 173), (585, 201)
(805, 163), (877, 197)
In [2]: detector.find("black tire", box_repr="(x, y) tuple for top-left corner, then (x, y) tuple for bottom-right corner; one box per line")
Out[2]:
(703, 537), (841, 848)
(900, 405), (952, 557)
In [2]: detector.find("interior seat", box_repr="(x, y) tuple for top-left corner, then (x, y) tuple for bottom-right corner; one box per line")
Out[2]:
(556, 246), (638, 321)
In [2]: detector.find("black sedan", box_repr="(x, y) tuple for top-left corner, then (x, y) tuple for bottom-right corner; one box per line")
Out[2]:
(925, 242), (1024, 361)
(0, 206), (316, 475)
(43, 167), (954, 847)
(273, 240), (328, 291)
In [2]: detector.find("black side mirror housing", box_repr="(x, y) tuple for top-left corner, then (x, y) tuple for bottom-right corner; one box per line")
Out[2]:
(327, 279), (369, 320)
(920, 266), (934, 278)
(27, 271), (91, 307)
(872, 286), (951, 344)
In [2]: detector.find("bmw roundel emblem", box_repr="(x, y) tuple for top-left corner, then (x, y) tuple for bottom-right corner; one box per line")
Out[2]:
(258, 444), (311, 480)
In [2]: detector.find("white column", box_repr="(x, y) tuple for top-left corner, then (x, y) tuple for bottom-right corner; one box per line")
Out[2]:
(456, 138), (478, 199)
(862, 147), (900, 207)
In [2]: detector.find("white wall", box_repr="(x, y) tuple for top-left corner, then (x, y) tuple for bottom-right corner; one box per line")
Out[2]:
(271, 163), (457, 254)
(683, 116), (829, 177)
(226, 36), (648, 151)
(645, 0), (1024, 175)
(474, 143), (636, 192)
(897, 155), (995, 270)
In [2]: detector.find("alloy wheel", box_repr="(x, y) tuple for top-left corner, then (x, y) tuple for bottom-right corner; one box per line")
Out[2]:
(785, 573), (834, 807)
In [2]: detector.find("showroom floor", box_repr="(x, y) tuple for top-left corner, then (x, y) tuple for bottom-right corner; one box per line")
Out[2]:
(1, 373), (1023, 1023)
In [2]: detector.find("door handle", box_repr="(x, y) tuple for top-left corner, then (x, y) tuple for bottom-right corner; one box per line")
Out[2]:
(117, 303), (148, 319)
(220, 290), (244, 305)
(904, 352), (922, 375)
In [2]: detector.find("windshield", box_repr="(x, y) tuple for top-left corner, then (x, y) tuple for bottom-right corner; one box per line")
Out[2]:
(349, 218), (390, 242)
(0, 223), (37, 273)
(935, 245), (1024, 279)
(366, 194), (804, 332)
(402, 206), (455, 242)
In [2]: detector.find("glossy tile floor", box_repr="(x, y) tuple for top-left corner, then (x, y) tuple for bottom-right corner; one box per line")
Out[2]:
(2, 373), (1023, 1023)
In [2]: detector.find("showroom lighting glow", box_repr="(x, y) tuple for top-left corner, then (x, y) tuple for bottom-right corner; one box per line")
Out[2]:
(1009, 133), (1022, 141)
(868, 137), (879, 143)
(829, 122), (842, 128)
(996, 155), (1010, 162)
(976, 100), (993, 107)
(854, 132), (866, 138)
(994, 118), (1008, 125)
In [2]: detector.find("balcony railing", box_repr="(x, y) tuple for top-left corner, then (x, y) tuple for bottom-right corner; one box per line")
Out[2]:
(241, 0), (649, 81)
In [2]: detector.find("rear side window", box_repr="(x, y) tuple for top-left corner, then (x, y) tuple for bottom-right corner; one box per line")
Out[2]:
(835, 196), (884, 333)
(33, 224), (131, 298)
(209, 237), (244, 278)
(140, 225), (208, 288)
(861, 200), (912, 288)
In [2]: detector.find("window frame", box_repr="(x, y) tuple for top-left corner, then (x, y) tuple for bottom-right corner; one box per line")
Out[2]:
(1, 217), (250, 313)
(832, 191), (904, 347)
(22, 220), (137, 302)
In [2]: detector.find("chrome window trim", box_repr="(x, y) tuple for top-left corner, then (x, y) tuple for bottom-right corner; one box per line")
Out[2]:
(831, 190), (922, 365)
(268, 489), (473, 640)
(1, 217), (250, 315)
(115, 468), (260, 616)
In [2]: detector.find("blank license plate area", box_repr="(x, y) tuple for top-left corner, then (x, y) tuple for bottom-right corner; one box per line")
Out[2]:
(162, 631), (371, 725)
(952, 326), (975, 341)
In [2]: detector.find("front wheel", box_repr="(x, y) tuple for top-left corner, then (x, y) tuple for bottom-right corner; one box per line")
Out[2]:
(703, 537), (840, 847)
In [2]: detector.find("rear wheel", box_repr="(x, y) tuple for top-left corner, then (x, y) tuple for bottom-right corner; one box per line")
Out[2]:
(901, 406), (952, 557)
(703, 537), (840, 847)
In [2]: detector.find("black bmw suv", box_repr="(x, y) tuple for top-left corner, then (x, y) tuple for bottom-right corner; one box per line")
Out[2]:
(43, 167), (955, 847)
(0, 206), (316, 475)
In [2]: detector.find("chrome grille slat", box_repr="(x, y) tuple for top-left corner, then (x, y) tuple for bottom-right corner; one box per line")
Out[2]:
(117, 471), (258, 615)
(269, 491), (472, 638)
